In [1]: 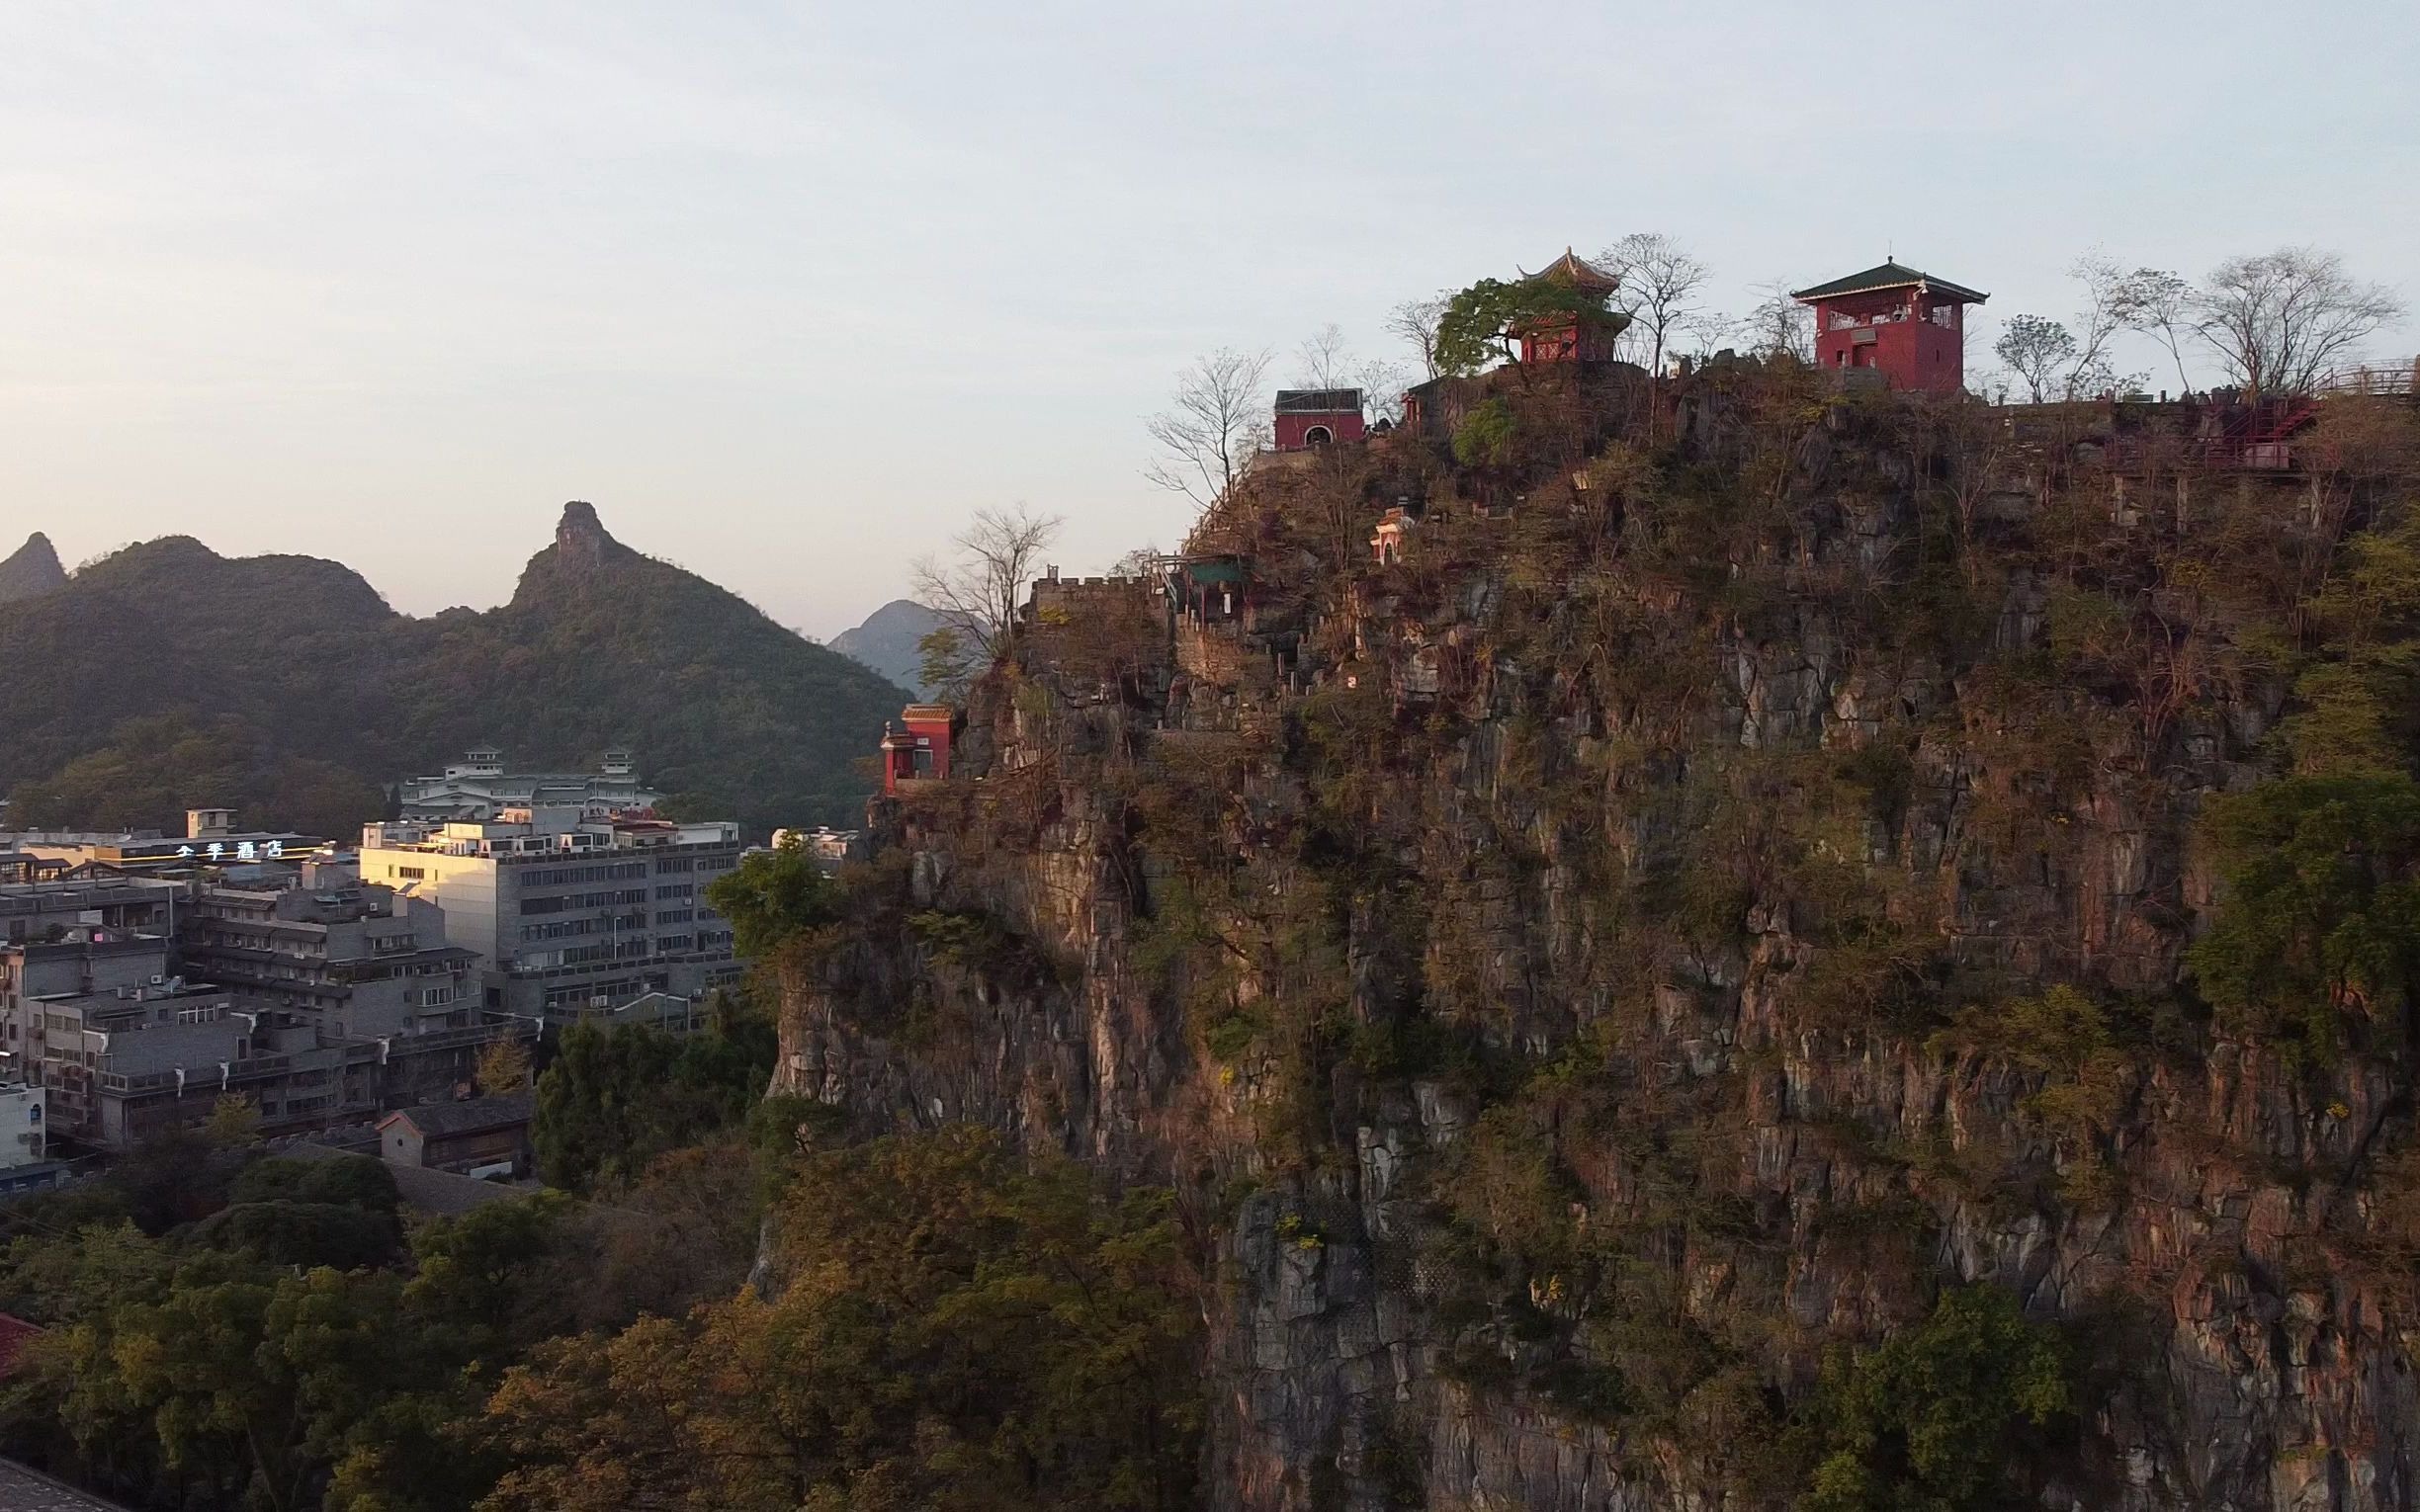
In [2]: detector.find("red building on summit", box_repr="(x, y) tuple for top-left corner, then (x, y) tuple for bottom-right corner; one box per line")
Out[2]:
(1792, 261), (1987, 394)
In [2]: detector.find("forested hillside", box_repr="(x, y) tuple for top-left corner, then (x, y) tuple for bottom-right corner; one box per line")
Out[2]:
(0, 503), (908, 833)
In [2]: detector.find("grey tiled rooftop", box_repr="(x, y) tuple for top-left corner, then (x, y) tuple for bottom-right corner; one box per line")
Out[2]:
(0, 1460), (132, 1511)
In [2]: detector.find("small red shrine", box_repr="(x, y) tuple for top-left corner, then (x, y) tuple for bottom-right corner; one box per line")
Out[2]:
(1518, 249), (1627, 364)
(880, 704), (957, 795)
(1273, 389), (1366, 450)
(1791, 260), (1987, 394)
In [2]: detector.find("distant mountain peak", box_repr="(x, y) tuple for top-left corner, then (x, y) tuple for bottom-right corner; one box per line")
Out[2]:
(0, 530), (67, 606)
(829, 599), (942, 699)
(555, 500), (619, 567)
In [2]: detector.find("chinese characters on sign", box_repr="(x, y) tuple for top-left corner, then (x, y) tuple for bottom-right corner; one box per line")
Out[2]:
(173, 840), (287, 862)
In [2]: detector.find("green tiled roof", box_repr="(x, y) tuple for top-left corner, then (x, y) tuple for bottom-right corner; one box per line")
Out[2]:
(1790, 261), (1987, 304)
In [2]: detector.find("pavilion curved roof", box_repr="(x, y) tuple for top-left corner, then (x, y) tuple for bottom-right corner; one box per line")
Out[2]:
(1790, 260), (1987, 304)
(1522, 248), (1621, 294)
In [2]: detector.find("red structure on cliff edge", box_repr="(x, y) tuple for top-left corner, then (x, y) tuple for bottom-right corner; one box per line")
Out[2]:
(1792, 260), (1987, 394)
(880, 704), (956, 795)
(1517, 248), (1626, 364)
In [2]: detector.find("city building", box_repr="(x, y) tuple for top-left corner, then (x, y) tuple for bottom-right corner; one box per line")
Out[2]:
(1273, 388), (1366, 450)
(1791, 260), (1988, 393)
(0, 929), (309, 1149)
(0, 865), (534, 1151)
(182, 872), (528, 1110)
(0, 875), (185, 944)
(397, 747), (662, 822)
(0, 808), (323, 876)
(359, 807), (743, 1023)
(0, 1080), (44, 1172)
(770, 827), (861, 873)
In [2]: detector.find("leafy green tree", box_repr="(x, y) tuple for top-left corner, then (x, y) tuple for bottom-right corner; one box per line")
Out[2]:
(400, 1192), (583, 1371)
(230, 1155), (400, 1215)
(188, 1201), (401, 1272)
(479, 1126), (1203, 1512)
(1452, 398), (1519, 468)
(475, 1036), (533, 1095)
(1789, 1285), (2070, 1512)
(203, 1093), (265, 1148)
(919, 624), (979, 704)
(1432, 276), (1609, 377)
(706, 840), (847, 963)
(533, 999), (773, 1190)
(2188, 774), (2420, 1062)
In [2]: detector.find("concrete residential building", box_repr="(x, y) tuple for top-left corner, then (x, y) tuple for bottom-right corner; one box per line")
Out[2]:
(397, 747), (662, 823)
(0, 869), (535, 1151)
(0, 930), (317, 1149)
(0, 876), (185, 944)
(0, 1081), (45, 1171)
(183, 875), (533, 1112)
(359, 807), (744, 1024)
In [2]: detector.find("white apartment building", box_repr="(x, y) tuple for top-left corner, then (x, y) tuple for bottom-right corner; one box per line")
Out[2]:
(0, 1082), (44, 1170)
(360, 807), (744, 1024)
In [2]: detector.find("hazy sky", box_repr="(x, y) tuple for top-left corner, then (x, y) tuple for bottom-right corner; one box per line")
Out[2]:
(4, 2), (2413, 638)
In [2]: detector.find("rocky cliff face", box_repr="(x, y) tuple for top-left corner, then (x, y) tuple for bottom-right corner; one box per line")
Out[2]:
(0, 530), (66, 605)
(774, 377), (2420, 1510)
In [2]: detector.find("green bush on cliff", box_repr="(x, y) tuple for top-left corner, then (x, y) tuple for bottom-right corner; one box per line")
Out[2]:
(2188, 773), (2420, 1064)
(1788, 1284), (2070, 1512)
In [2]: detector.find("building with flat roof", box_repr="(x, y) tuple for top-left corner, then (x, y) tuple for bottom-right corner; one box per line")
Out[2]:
(182, 876), (530, 1112)
(0, 866), (535, 1150)
(0, 877), (184, 944)
(0, 808), (324, 877)
(360, 807), (743, 1024)
(397, 747), (663, 823)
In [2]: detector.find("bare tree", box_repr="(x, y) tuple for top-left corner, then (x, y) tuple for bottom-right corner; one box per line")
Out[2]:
(2111, 267), (2196, 394)
(1602, 231), (1711, 379)
(2065, 253), (2134, 398)
(1297, 323), (1353, 391)
(2194, 247), (2406, 398)
(1146, 347), (1273, 510)
(1735, 278), (1815, 364)
(1355, 357), (1412, 425)
(908, 504), (1062, 695)
(1385, 294), (1450, 380)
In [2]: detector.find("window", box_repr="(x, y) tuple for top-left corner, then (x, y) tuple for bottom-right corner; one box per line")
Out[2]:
(656, 908), (694, 925)
(654, 858), (694, 876)
(420, 986), (459, 1007)
(655, 883), (693, 900)
(656, 935), (695, 955)
(389, 865), (427, 882)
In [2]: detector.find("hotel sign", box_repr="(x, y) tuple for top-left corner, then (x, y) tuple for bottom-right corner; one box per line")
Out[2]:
(175, 840), (287, 862)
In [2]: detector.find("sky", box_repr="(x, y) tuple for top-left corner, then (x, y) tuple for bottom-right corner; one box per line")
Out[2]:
(2, 2), (2414, 640)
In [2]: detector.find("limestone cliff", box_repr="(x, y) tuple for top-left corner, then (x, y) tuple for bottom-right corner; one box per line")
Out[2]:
(774, 370), (2420, 1511)
(0, 531), (65, 606)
